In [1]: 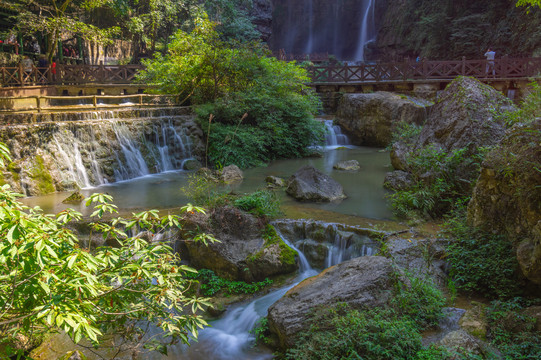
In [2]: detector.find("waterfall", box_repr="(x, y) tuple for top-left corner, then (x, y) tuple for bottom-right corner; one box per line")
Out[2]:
(173, 223), (374, 359)
(324, 120), (351, 148)
(272, 0), (377, 61)
(49, 108), (196, 188)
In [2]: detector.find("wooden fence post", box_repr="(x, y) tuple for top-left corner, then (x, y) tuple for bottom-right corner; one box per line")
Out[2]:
(93, 96), (97, 109)
(18, 63), (23, 86)
(462, 56), (466, 75)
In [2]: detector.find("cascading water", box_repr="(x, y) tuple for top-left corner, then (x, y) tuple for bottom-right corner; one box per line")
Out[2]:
(50, 109), (196, 188)
(170, 225), (373, 360)
(324, 119), (351, 148)
(271, 0), (377, 61)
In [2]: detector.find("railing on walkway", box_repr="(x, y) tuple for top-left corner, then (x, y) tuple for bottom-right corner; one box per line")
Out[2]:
(0, 94), (178, 113)
(0, 64), (143, 87)
(307, 57), (541, 84)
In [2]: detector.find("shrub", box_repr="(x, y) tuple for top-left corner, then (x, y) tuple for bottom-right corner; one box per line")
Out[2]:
(186, 269), (272, 296)
(444, 210), (523, 299)
(233, 190), (282, 218)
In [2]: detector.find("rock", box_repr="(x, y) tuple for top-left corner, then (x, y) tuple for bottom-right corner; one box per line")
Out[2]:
(183, 159), (202, 171)
(437, 329), (486, 357)
(265, 175), (286, 187)
(336, 92), (428, 147)
(333, 160), (360, 171)
(459, 302), (488, 340)
(390, 141), (410, 171)
(467, 119), (541, 283)
(219, 165), (243, 184)
(415, 77), (513, 153)
(62, 191), (85, 204)
(250, 0), (273, 42)
(386, 234), (449, 290)
(286, 166), (346, 202)
(268, 256), (397, 348)
(179, 207), (298, 282)
(383, 170), (414, 191)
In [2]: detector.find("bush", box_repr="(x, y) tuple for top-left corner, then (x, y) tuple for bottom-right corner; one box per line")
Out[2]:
(186, 269), (272, 296)
(388, 145), (490, 219)
(233, 190), (282, 218)
(444, 210), (523, 299)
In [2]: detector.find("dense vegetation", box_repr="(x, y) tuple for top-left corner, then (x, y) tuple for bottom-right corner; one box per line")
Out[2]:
(0, 142), (219, 357)
(387, 0), (541, 59)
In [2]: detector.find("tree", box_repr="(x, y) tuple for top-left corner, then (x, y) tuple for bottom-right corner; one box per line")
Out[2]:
(138, 15), (325, 168)
(516, 0), (541, 7)
(0, 142), (218, 357)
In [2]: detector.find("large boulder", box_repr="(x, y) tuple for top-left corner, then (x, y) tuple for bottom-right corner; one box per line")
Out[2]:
(333, 159), (360, 171)
(413, 77), (513, 153)
(219, 165), (243, 183)
(286, 166), (346, 202)
(467, 119), (541, 284)
(179, 206), (298, 282)
(267, 256), (396, 348)
(336, 92), (429, 147)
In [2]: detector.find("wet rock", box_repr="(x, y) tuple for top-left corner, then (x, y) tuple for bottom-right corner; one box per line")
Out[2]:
(333, 159), (360, 171)
(268, 256), (397, 348)
(467, 119), (541, 284)
(183, 159), (202, 171)
(437, 330), (487, 357)
(459, 302), (488, 340)
(286, 166), (346, 202)
(390, 141), (409, 171)
(336, 92), (428, 147)
(219, 165), (243, 184)
(383, 170), (414, 191)
(62, 191), (85, 204)
(265, 175), (286, 187)
(180, 207), (298, 282)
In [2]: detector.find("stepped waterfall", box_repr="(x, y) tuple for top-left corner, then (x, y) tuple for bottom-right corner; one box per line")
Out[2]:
(1, 108), (201, 195)
(271, 0), (377, 60)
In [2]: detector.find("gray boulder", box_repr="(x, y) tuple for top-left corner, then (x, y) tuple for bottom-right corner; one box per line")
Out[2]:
(265, 175), (286, 187)
(437, 330), (487, 357)
(179, 206), (297, 282)
(383, 170), (414, 191)
(220, 165), (243, 183)
(336, 92), (429, 147)
(268, 256), (396, 348)
(286, 166), (346, 202)
(333, 160), (360, 171)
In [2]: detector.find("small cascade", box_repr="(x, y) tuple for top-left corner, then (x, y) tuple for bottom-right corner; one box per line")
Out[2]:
(324, 119), (351, 148)
(325, 224), (374, 267)
(48, 108), (197, 188)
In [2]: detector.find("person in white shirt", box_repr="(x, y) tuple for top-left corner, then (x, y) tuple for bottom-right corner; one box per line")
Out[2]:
(484, 48), (496, 76)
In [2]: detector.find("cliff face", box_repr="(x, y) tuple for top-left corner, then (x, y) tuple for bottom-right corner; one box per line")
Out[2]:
(375, 0), (541, 60)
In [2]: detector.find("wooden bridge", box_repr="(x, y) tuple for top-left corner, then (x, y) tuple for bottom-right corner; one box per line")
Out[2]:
(0, 58), (539, 88)
(306, 57), (541, 85)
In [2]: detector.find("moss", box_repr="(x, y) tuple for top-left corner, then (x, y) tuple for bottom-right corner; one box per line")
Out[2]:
(29, 156), (55, 195)
(248, 225), (298, 266)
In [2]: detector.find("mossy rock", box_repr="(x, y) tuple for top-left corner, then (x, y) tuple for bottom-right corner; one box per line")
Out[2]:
(62, 191), (85, 204)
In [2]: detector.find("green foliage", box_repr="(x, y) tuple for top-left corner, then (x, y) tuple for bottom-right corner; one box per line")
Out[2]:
(485, 298), (541, 359)
(249, 225), (297, 266)
(505, 82), (541, 127)
(286, 274), (446, 360)
(392, 273), (446, 328)
(285, 305), (423, 360)
(388, 145), (490, 219)
(390, 121), (423, 148)
(233, 190), (282, 218)
(140, 15), (325, 169)
(186, 269), (272, 296)
(444, 209), (522, 299)
(252, 317), (271, 345)
(0, 141), (219, 357)
(181, 173), (230, 208)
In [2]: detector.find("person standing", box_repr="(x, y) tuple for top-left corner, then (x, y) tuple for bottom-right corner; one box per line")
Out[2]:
(21, 55), (34, 84)
(484, 48), (496, 77)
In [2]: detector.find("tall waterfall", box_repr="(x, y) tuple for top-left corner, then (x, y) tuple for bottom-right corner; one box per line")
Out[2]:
(271, 0), (377, 61)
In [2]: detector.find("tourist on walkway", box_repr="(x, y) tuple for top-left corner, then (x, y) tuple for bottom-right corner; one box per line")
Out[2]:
(484, 48), (496, 76)
(21, 55), (34, 84)
(6, 32), (19, 55)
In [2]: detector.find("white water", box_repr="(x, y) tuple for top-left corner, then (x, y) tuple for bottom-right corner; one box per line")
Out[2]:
(169, 227), (372, 359)
(355, 0), (377, 61)
(51, 110), (194, 188)
(324, 119), (351, 149)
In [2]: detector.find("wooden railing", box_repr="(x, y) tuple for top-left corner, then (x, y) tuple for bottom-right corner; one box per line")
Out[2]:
(1, 58), (540, 88)
(0, 94), (178, 113)
(307, 57), (541, 84)
(0, 64), (143, 87)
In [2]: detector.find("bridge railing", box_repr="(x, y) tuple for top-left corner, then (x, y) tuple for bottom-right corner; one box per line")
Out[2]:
(307, 57), (541, 83)
(1, 64), (144, 87)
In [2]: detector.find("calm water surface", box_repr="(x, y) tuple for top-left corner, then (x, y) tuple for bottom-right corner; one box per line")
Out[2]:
(22, 146), (394, 220)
